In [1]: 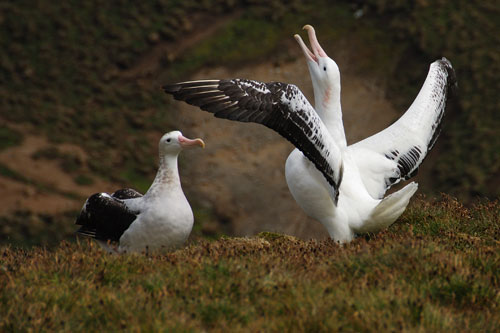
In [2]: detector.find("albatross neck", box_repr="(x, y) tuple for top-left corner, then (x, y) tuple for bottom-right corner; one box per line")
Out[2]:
(145, 152), (181, 198)
(313, 81), (347, 148)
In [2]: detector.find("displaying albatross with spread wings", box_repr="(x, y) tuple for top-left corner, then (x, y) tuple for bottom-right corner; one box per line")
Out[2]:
(163, 25), (456, 243)
(75, 131), (205, 253)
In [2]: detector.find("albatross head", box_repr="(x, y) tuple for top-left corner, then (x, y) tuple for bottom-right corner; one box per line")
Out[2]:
(294, 25), (340, 108)
(159, 131), (205, 156)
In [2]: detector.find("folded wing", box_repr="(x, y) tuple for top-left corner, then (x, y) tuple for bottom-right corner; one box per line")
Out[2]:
(75, 191), (141, 242)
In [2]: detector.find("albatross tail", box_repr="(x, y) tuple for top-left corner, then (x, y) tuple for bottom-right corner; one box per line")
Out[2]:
(357, 182), (419, 233)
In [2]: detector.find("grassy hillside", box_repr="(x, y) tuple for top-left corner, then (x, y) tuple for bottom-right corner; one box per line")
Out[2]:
(1, 3), (498, 330)
(1, 197), (499, 331)
(1, 0), (498, 199)
(0, 1), (498, 247)
(0, 0), (308, 189)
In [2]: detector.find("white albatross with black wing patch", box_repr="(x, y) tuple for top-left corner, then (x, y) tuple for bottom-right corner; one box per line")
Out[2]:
(163, 28), (456, 243)
(75, 131), (205, 253)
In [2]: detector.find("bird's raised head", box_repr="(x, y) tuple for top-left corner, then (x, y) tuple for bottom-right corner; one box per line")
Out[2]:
(159, 131), (205, 155)
(294, 25), (340, 96)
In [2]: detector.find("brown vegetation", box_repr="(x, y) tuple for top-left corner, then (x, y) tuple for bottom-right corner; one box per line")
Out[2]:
(1, 198), (498, 331)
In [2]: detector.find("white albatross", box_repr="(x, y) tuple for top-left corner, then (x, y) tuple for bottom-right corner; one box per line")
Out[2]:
(75, 131), (205, 253)
(162, 27), (456, 243)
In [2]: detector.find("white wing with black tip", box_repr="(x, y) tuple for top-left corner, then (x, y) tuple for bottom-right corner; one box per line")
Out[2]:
(75, 191), (142, 242)
(349, 57), (457, 199)
(164, 79), (344, 204)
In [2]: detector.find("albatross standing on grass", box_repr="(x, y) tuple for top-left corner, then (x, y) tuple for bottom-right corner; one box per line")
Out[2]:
(163, 26), (456, 243)
(75, 131), (205, 253)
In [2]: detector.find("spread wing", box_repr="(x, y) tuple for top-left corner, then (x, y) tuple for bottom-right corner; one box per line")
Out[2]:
(164, 79), (343, 203)
(349, 58), (457, 198)
(75, 192), (140, 242)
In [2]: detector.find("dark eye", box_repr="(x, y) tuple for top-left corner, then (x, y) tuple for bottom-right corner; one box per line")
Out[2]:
(323, 66), (327, 71)
(166, 138), (171, 142)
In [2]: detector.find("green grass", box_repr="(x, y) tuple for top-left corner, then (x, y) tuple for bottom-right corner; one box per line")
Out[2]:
(0, 211), (78, 248)
(73, 174), (94, 186)
(0, 127), (23, 151)
(1, 198), (499, 331)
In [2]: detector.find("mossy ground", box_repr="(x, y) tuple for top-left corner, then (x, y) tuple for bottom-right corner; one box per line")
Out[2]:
(1, 197), (498, 331)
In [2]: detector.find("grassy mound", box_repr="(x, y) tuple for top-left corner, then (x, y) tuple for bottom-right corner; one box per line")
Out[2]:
(1, 197), (498, 331)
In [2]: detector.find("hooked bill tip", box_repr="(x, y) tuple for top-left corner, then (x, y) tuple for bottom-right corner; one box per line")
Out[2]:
(198, 139), (206, 149)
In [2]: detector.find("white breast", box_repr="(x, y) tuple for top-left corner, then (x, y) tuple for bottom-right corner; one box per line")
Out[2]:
(285, 149), (335, 224)
(119, 191), (194, 253)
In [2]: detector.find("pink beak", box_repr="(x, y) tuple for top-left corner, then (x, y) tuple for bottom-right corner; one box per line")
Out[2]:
(178, 134), (205, 149)
(294, 25), (327, 63)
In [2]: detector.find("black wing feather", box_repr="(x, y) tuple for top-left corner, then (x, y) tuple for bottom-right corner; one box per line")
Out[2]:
(112, 188), (143, 199)
(75, 192), (139, 242)
(163, 79), (343, 203)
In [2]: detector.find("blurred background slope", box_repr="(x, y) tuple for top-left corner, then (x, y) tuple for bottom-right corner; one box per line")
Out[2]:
(1, 0), (498, 247)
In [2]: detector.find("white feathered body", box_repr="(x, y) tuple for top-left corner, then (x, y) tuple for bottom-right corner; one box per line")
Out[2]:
(284, 59), (451, 242)
(118, 188), (194, 253)
(118, 156), (194, 253)
(163, 55), (454, 244)
(77, 131), (203, 254)
(286, 149), (417, 242)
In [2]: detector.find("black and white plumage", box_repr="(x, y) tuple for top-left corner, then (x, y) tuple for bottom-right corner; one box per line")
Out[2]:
(164, 79), (343, 203)
(163, 25), (456, 243)
(348, 55), (456, 200)
(75, 189), (142, 242)
(75, 131), (205, 253)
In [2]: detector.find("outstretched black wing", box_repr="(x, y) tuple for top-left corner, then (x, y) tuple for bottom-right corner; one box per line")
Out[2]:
(163, 79), (343, 203)
(75, 192), (140, 242)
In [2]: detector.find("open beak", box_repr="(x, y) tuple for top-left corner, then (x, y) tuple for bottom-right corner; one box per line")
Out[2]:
(178, 135), (205, 149)
(294, 25), (327, 64)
